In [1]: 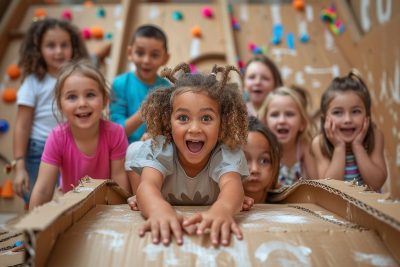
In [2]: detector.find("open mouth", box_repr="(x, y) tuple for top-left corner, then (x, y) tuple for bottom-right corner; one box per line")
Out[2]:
(250, 89), (263, 95)
(340, 128), (356, 135)
(186, 140), (204, 153)
(76, 112), (92, 118)
(277, 128), (289, 134)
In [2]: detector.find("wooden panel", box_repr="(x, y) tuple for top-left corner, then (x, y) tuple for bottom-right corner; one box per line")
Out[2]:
(332, 0), (400, 198)
(116, 2), (229, 74)
(232, 1), (351, 113)
(0, 1), (122, 198)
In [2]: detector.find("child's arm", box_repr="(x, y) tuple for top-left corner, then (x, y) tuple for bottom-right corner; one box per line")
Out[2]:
(29, 162), (58, 210)
(109, 83), (143, 137)
(301, 140), (319, 179)
(352, 120), (387, 190)
(128, 171), (140, 195)
(136, 167), (184, 245)
(111, 158), (131, 195)
(313, 118), (347, 180)
(124, 110), (144, 137)
(183, 172), (244, 246)
(13, 106), (34, 197)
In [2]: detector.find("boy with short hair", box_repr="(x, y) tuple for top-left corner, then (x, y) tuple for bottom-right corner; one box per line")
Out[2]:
(110, 24), (170, 143)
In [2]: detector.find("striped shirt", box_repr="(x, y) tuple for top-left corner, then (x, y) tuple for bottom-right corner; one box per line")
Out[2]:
(344, 149), (363, 184)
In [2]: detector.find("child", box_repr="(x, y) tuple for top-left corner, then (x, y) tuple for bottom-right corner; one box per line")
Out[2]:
(110, 24), (170, 143)
(29, 60), (130, 209)
(125, 63), (249, 246)
(259, 86), (318, 187)
(13, 18), (89, 203)
(243, 55), (283, 117)
(243, 116), (281, 203)
(311, 70), (387, 191)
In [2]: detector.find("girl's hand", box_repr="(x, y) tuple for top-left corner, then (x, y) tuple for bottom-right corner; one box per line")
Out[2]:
(352, 117), (369, 148)
(138, 208), (184, 246)
(182, 208), (242, 246)
(241, 196), (254, 211)
(13, 167), (29, 198)
(324, 117), (345, 148)
(127, 195), (139, 211)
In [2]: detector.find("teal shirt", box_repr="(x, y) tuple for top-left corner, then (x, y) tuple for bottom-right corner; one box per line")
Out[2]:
(110, 71), (170, 143)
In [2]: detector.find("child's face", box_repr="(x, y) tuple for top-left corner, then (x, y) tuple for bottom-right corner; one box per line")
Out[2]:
(325, 91), (367, 143)
(244, 61), (275, 108)
(60, 74), (105, 131)
(128, 37), (169, 84)
(41, 27), (73, 76)
(265, 95), (304, 146)
(171, 91), (220, 175)
(243, 131), (274, 195)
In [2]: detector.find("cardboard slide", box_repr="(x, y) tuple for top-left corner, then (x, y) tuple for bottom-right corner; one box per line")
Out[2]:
(1, 178), (399, 266)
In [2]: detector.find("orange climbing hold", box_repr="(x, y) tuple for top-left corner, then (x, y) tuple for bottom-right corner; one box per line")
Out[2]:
(1, 179), (15, 198)
(2, 88), (17, 103)
(91, 26), (104, 39)
(191, 26), (202, 38)
(6, 64), (21, 80)
(34, 8), (47, 18)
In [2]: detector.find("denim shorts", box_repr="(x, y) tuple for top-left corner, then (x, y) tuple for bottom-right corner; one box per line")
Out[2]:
(23, 138), (45, 203)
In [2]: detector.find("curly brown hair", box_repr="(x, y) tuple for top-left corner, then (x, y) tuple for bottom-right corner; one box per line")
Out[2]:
(18, 18), (89, 80)
(142, 63), (248, 150)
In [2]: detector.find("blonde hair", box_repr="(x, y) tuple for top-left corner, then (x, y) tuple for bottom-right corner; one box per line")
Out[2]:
(258, 86), (313, 142)
(54, 60), (110, 116)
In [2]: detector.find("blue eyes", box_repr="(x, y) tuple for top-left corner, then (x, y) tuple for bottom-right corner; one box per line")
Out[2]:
(65, 93), (97, 101)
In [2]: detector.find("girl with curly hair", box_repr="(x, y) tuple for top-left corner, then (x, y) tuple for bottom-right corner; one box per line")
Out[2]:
(125, 63), (249, 247)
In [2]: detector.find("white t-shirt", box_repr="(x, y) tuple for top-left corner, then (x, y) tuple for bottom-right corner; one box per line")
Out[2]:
(125, 136), (249, 205)
(17, 74), (60, 141)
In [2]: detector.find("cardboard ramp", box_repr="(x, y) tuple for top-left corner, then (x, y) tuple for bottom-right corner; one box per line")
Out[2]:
(2, 178), (399, 267)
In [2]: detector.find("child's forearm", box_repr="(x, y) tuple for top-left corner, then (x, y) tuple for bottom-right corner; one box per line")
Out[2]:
(352, 144), (386, 190)
(29, 186), (53, 210)
(213, 180), (244, 215)
(324, 145), (346, 180)
(136, 182), (174, 218)
(125, 111), (143, 136)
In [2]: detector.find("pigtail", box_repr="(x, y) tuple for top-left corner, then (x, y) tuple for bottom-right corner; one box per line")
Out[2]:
(161, 63), (191, 84)
(211, 65), (241, 91)
(348, 69), (368, 93)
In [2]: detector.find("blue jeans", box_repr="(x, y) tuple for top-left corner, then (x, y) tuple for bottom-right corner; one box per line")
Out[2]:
(23, 138), (45, 203)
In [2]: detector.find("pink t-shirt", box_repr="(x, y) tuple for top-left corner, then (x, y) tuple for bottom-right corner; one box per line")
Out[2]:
(42, 120), (128, 193)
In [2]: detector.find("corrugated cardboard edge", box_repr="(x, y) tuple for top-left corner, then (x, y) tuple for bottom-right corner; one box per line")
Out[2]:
(5, 178), (129, 267)
(268, 179), (400, 262)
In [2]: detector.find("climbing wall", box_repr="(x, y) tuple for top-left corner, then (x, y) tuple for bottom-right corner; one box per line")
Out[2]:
(0, 0), (398, 201)
(0, 0), (123, 211)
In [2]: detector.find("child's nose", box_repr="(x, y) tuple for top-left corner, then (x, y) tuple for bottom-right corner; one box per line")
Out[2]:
(344, 113), (352, 122)
(188, 121), (201, 133)
(277, 114), (286, 123)
(78, 97), (87, 107)
(249, 161), (259, 174)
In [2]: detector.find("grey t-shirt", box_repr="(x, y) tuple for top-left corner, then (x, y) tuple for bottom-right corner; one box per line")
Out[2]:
(125, 136), (249, 205)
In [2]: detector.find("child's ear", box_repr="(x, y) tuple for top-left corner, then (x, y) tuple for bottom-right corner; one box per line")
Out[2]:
(127, 45), (133, 61)
(163, 53), (170, 65)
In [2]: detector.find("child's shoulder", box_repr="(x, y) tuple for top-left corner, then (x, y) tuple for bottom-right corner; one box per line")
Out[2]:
(310, 134), (323, 154)
(102, 120), (125, 133)
(112, 71), (135, 85)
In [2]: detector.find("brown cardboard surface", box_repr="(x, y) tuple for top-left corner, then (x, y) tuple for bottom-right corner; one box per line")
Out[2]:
(45, 204), (396, 267)
(5, 178), (400, 267)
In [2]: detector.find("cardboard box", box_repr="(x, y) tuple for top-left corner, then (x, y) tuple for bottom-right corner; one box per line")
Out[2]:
(3, 178), (400, 267)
